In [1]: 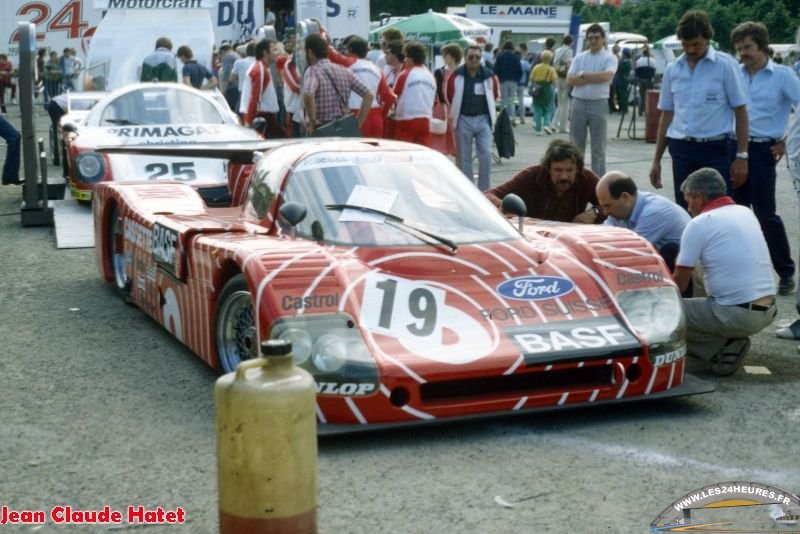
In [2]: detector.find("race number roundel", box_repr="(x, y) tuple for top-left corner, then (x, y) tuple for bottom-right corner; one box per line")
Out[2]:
(359, 272), (495, 364)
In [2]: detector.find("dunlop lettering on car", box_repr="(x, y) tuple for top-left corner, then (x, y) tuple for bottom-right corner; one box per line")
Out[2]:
(496, 275), (575, 301)
(315, 382), (377, 396)
(650, 345), (687, 366)
(505, 318), (640, 365)
(151, 223), (179, 276)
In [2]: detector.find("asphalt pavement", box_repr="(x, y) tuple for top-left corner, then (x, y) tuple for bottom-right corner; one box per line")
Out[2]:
(1, 100), (800, 533)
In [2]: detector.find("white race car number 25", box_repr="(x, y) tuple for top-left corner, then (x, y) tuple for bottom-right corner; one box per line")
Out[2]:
(360, 272), (495, 364)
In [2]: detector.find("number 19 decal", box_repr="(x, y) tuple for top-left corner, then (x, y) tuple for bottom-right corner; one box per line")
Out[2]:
(364, 274), (445, 340)
(360, 272), (495, 364)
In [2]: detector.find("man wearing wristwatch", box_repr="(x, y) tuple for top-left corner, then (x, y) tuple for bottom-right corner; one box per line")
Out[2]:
(649, 11), (750, 211)
(731, 21), (800, 296)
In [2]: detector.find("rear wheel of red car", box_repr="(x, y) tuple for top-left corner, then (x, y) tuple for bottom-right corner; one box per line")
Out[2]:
(107, 205), (131, 302)
(215, 274), (258, 373)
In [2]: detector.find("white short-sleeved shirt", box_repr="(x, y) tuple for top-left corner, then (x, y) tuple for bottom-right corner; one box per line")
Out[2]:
(567, 48), (617, 100)
(676, 204), (775, 305)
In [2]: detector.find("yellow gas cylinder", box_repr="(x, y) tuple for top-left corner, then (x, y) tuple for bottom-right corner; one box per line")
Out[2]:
(215, 339), (317, 533)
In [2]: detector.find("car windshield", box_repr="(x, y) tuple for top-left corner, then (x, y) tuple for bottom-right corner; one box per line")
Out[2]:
(98, 87), (224, 126)
(280, 150), (519, 246)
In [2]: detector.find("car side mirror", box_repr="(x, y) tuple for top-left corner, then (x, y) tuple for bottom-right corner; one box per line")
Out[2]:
(251, 116), (266, 134)
(61, 121), (79, 135)
(502, 193), (527, 232)
(278, 201), (307, 240)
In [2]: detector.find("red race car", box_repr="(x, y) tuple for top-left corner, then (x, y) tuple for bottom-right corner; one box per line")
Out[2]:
(93, 139), (712, 433)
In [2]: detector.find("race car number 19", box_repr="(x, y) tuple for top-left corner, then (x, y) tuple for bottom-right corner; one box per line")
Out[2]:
(360, 272), (495, 364)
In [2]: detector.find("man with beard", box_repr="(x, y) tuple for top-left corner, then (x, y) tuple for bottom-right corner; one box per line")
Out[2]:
(649, 10), (749, 210)
(484, 139), (603, 223)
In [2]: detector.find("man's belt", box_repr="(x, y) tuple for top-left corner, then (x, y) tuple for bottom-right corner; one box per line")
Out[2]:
(734, 296), (776, 312)
(681, 134), (729, 143)
(748, 136), (779, 143)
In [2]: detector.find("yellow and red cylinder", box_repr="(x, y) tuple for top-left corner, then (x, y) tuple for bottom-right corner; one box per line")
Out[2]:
(215, 340), (317, 533)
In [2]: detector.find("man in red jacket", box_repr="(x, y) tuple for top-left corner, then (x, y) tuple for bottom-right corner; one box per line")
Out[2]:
(244, 39), (288, 138)
(328, 36), (396, 138)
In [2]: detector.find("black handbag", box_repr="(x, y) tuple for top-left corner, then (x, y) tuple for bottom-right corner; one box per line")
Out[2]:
(312, 67), (362, 138)
(313, 114), (362, 137)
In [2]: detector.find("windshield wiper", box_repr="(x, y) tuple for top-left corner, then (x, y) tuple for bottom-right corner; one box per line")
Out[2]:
(326, 203), (458, 252)
(104, 119), (145, 125)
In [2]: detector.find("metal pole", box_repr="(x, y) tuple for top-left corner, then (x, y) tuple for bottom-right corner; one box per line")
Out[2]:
(18, 21), (53, 226)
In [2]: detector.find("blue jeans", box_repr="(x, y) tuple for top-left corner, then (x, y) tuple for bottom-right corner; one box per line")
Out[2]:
(733, 140), (795, 279)
(0, 115), (20, 184)
(456, 114), (492, 191)
(667, 137), (733, 209)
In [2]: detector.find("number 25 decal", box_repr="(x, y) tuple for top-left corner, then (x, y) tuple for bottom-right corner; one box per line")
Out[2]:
(145, 162), (197, 181)
(360, 273), (495, 365)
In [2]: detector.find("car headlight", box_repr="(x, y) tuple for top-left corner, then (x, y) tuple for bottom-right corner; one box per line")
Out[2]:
(270, 313), (379, 397)
(75, 152), (106, 183)
(312, 334), (348, 372)
(616, 286), (686, 365)
(278, 327), (312, 365)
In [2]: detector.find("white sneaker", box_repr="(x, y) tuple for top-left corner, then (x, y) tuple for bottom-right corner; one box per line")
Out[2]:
(543, 126), (553, 135)
(535, 131), (543, 136)
(11, 98), (17, 105)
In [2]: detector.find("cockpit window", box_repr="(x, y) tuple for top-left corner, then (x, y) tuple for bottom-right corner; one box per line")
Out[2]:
(99, 87), (224, 126)
(279, 150), (519, 246)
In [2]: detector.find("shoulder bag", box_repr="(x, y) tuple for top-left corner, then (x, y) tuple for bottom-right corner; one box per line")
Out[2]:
(312, 67), (362, 138)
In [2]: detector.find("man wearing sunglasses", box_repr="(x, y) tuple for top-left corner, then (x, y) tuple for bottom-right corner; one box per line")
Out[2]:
(446, 45), (500, 191)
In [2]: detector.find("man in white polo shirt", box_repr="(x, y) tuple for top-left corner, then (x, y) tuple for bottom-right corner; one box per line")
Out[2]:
(567, 23), (617, 176)
(673, 168), (777, 376)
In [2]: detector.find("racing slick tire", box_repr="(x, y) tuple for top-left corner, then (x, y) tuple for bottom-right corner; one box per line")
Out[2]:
(107, 205), (132, 303)
(214, 274), (258, 374)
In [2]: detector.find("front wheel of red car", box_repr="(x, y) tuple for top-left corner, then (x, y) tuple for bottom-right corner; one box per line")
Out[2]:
(215, 274), (258, 374)
(107, 205), (132, 302)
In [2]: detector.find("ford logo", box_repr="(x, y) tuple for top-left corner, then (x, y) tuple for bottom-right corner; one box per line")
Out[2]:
(496, 276), (575, 301)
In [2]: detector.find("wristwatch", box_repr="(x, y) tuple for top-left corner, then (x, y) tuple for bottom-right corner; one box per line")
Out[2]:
(735, 151), (749, 160)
